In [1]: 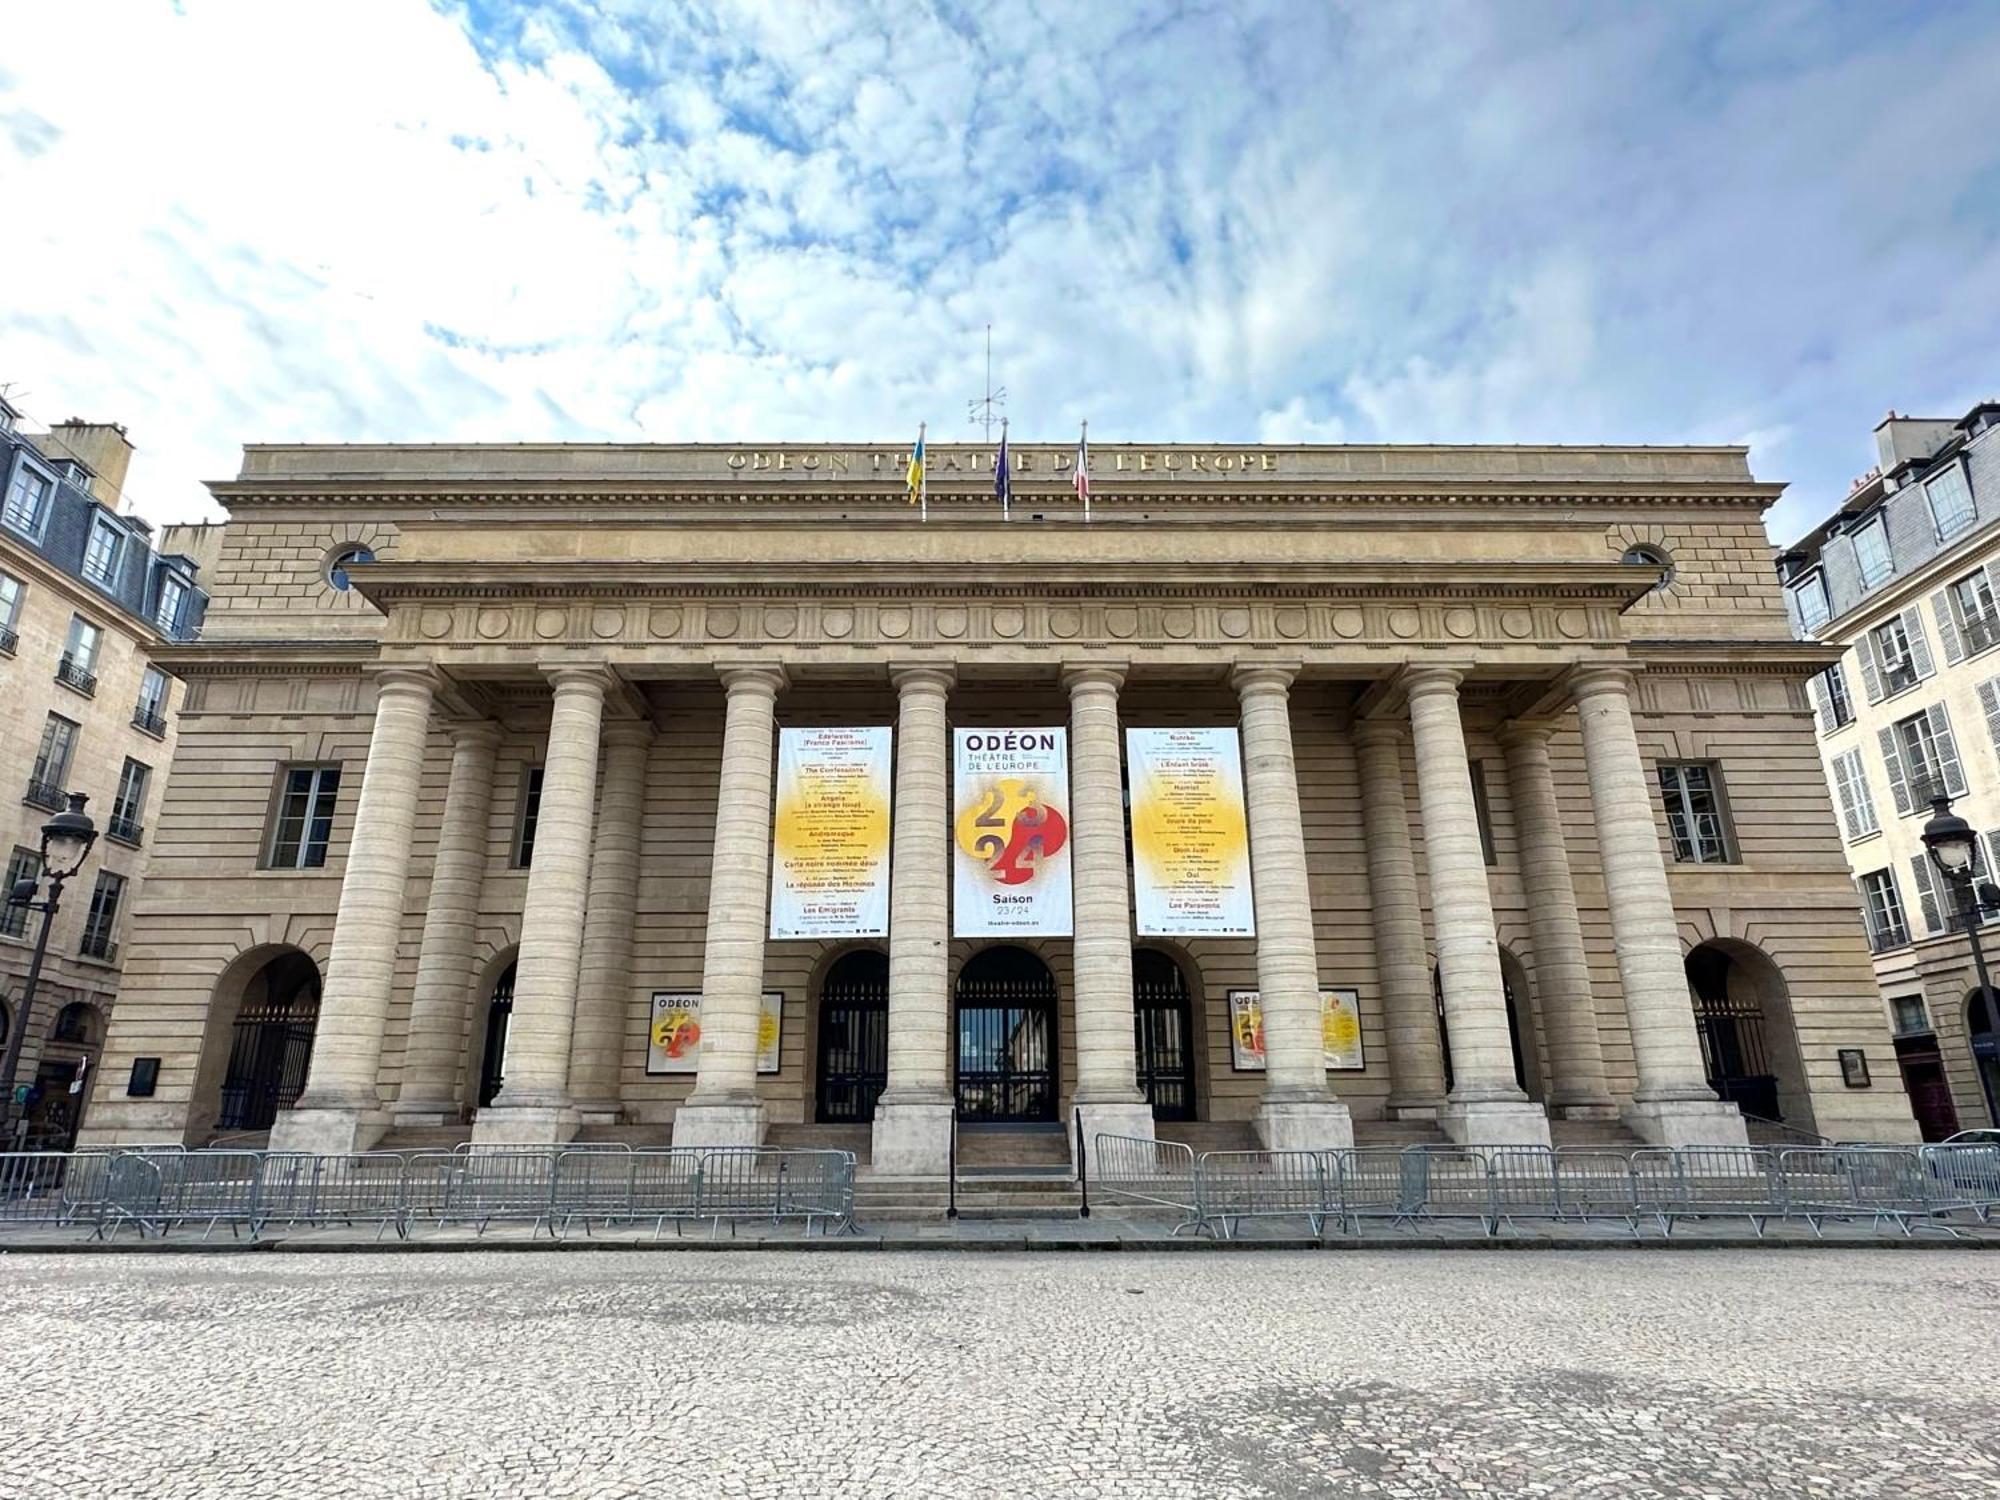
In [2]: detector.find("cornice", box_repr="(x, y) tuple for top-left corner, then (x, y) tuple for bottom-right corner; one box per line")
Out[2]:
(151, 638), (379, 677)
(1629, 638), (1843, 674)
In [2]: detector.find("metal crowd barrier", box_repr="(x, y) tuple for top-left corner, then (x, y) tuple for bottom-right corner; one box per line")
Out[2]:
(1090, 1135), (1201, 1233)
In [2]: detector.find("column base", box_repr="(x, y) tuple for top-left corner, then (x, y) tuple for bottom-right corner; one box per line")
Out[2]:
(1385, 1099), (1443, 1122)
(1548, 1100), (1622, 1122)
(572, 1101), (624, 1127)
(869, 1099), (956, 1177)
(1623, 1098), (1749, 1149)
(1253, 1097), (1354, 1153)
(670, 1098), (767, 1151)
(269, 1106), (390, 1155)
(471, 1104), (580, 1148)
(1440, 1099), (1551, 1148)
(390, 1102), (463, 1129)
(74, 1098), (198, 1148)
(1071, 1099), (1158, 1154)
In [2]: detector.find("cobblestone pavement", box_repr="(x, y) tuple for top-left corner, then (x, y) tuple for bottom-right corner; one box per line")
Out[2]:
(1, 1250), (1995, 1498)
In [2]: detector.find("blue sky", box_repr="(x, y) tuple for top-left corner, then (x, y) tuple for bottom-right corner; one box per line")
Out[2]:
(2, 1), (1997, 540)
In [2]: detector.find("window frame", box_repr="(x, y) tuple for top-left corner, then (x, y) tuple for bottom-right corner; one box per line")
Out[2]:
(512, 765), (547, 869)
(1657, 760), (1737, 865)
(1790, 570), (1832, 634)
(1860, 868), (1910, 951)
(63, 613), (102, 673)
(154, 571), (190, 634)
(0, 569), (22, 629)
(0, 846), (39, 940)
(1817, 664), (1854, 730)
(108, 757), (151, 844)
(264, 764), (343, 871)
(1, 453), (56, 540)
(1851, 513), (1895, 590)
(1951, 568), (2000, 656)
(1830, 746), (1878, 840)
(1924, 460), (1978, 544)
(1873, 615), (1921, 695)
(1888, 994), (1932, 1037)
(78, 870), (125, 960)
(30, 713), (80, 796)
(326, 543), (377, 592)
(82, 513), (127, 590)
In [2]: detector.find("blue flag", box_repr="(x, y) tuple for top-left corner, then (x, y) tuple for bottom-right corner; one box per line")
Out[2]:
(994, 421), (1011, 521)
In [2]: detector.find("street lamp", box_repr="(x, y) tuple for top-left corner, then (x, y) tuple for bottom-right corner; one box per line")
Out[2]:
(1922, 791), (2000, 1120)
(0, 792), (98, 1147)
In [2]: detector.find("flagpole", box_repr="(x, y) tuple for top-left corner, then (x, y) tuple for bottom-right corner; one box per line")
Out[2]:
(1081, 419), (1089, 524)
(919, 420), (927, 523)
(1000, 416), (1010, 523)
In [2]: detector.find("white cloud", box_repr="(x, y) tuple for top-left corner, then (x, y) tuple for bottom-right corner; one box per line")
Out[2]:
(0, 0), (1995, 542)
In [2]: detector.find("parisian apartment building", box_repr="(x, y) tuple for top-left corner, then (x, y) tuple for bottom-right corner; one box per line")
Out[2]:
(1781, 400), (2000, 1140)
(0, 394), (209, 1148)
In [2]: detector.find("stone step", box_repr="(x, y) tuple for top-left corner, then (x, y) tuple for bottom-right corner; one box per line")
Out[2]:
(373, 1125), (473, 1152)
(954, 1126), (1072, 1169)
(1153, 1121), (1259, 1153)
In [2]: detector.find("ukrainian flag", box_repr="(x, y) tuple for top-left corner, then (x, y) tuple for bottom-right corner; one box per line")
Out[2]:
(906, 424), (926, 505)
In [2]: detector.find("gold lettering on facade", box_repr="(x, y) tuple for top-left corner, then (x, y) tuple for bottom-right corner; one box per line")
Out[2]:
(1261, 453), (1278, 472)
(1115, 453), (1130, 471)
(801, 453), (820, 471)
(727, 452), (748, 470)
(1138, 454), (1154, 472)
(829, 452), (849, 472)
(1215, 454), (1234, 470)
(1189, 454), (1207, 472)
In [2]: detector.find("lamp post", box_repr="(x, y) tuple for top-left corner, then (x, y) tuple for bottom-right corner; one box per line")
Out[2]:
(0, 792), (98, 1148)
(1921, 792), (2000, 1121)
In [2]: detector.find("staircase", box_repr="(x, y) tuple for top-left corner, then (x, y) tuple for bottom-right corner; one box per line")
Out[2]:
(372, 1124), (471, 1152)
(1548, 1117), (1647, 1152)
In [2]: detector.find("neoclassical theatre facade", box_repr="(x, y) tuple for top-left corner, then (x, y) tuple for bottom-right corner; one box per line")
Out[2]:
(78, 441), (1920, 1164)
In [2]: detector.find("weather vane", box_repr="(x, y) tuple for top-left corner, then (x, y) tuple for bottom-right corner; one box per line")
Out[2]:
(967, 323), (1006, 443)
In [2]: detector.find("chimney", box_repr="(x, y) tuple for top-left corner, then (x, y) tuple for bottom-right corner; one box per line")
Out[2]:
(1873, 412), (1957, 473)
(47, 419), (134, 506)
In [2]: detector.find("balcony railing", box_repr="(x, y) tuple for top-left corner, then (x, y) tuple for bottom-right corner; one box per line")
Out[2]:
(54, 653), (97, 697)
(0, 623), (16, 656)
(1867, 923), (1911, 954)
(1882, 661), (1921, 695)
(77, 931), (118, 963)
(132, 703), (167, 737)
(1965, 612), (2000, 655)
(23, 779), (65, 813)
(106, 814), (144, 846)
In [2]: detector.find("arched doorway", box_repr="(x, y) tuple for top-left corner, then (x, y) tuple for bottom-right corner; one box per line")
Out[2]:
(955, 946), (1058, 1121)
(1967, 991), (2000, 1126)
(816, 950), (889, 1123)
(216, 951), (321, 1131)
(27, 1001), (105, 1150)
(1684, 941), (1807, 1125)
(1432, 953), (1535, 1095)
(1133, 949), (1196, 1120)
(478, 962), (517, 1108)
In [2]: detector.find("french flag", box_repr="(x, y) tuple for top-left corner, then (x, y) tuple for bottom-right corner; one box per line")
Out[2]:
(1074, 422), (1090, 521)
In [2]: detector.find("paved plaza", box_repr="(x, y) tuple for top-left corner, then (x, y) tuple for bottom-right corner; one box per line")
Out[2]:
(0, 1250), (1995, 1498)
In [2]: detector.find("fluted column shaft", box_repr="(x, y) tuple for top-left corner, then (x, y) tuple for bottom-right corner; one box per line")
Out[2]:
(292, 666), (437, 1113)
(1067, 665), (1144, 1104)
(1406, 668), (1526, 1104)
(1500, 720), (1613, 1112)
(491, 664), (610, 1109)
(882, 666), (953, 1101)
(1232, 665), (1331, 1101)
(1353, 720), (1448, 1113)
(396, 721), (501, 1118)
(687, 666), (784, 1104)
(1573, 669), (1716, 1102)
(567, 720), (653, 1117)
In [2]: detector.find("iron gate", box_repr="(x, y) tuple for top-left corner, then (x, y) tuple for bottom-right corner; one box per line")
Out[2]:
(817, 951), (889, 1123)
(955, 947), (1058, 1121)
(479, 964), (516, 1108)
(1133, 950), (1196, 1120)
(1687, 948), (1780, 1120)
(217, 979), (320, 1131)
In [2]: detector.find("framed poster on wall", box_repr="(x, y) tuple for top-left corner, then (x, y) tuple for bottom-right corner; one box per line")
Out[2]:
(645, 991), (784, 1076)
(1227, 988), (1364, 1071)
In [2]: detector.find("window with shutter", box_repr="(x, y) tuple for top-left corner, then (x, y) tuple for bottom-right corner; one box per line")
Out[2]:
(1933, 590), (1966, 664)
(1820, 664), (1853, 728)
(1856, 632), (1885, 703)
(1902, 607), (1936, 681)
(1878, 724), (1911, 816)
(1910, 854), (1943, 935)
(1925, 703), (1967, 796)
(1831, 748), (1877, 839)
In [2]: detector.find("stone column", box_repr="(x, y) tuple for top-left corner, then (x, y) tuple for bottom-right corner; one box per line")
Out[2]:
(1572, 667), (1747, 1146)
(872, 664), (956, 1175)
(1498, 719), (1616, 1119)
(1231, 664), (1353, 1151)
(567, 720), (653, 1124)
(673, 665), (784, 1149)
(1405, 667), (1549, 1146)
(1065, 664), (1154, 1142)
(272, 665), (438, 1154)
(1352, 719), (1448, 1118)
(476, 663), (612, 1145)
(393, 720), (501, 1126)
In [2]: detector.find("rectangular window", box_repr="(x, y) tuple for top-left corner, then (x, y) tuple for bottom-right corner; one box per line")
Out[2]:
(1658, 761), (1735, 864)
(1830, 747), (1878, 840)
(1852, 514), (1894, 589)
(1872, 615), (1922, 695)
(1814, 664), (1853, 730)
(28, 714), (79, 805)
(1926, 463), (1977, 543)
(0, 570), (19, 655)
(1860, 869), (1909, 952)
(1953, 569), (2000, 655)
(64, 614), (101, 671)
(155, 574), (188, 633)
(1790, 572), (1831, 633)
(79, 871), (124, 960)
(83, 516), (125, 586)
(109, 758), (151, 843)
(0, 846), (38, 940)
(514, 766), (546, 868)
(134, 665), (169, 734)
(266, 765), (342, 870)
(2, 463), (52, 535)
(1888, 707), (1966, 811)
(1889, 995), (1932, 1036)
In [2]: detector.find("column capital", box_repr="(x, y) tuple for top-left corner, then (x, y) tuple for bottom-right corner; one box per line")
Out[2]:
(889, 661), (956, 695)
(717, 662), (787, 697)
(1403, 664), (1465, 699)
(444, 717), (503, 751)
(1351, 718), (1407, 751)
(1569, 664), (1639, 703)
(1229, 661), (1301, 696)
(367, 663), (443, 699)
(1061, 661), (1128, 694)
(542, 661), (618, 695)
(1495, 717), (1558, 751)
(600, 718), (656, 751)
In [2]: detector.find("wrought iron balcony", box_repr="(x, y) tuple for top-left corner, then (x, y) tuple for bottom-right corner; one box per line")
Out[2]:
(132, 704), (168, 737)
(0, 623), (15, 656)
(78, 930), (118, 963)
(106, 813), (144, 846)
(1867, 923), (1911, 954)
(54, 653), (97, 697)
(1965, 612), (2000, 655)
(23, 778), (66, 812)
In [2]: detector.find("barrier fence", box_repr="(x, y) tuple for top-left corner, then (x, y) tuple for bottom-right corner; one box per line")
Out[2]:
(0, 1147), (856, 1241)
(1087, 1138), (2000, 1239)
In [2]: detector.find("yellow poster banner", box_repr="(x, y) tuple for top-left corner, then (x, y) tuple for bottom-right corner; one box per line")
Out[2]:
(1227, 988), (1364, 1071)
(645, 991), (783, 1075)
(769, 726), (892, 939)
(1127, 727), (1255, 936)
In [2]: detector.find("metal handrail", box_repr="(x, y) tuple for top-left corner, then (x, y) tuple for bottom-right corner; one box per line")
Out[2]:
(1074, 1108), (1090, 1219)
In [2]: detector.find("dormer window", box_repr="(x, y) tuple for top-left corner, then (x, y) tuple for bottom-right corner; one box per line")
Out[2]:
(1789, 571), (1831, 634)
(3, 458), (53, 538)
(155, 572), (189, 633)
(83, 514), (125, 587)
(59, 459), (92, 486)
